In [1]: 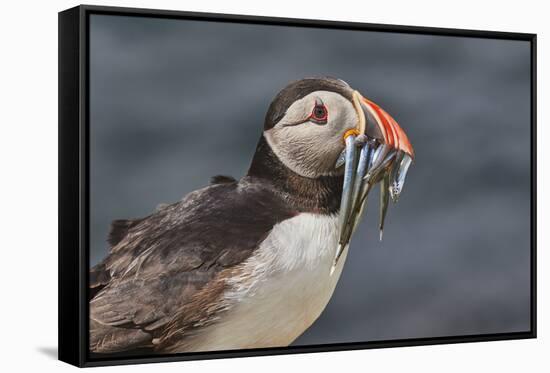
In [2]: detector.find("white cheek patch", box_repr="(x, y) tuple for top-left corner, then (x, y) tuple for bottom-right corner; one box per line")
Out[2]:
(266, 91), (359, 178)
(276, 98), (310, 127)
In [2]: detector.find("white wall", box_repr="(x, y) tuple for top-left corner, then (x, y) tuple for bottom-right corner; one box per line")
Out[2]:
(0, 0), (546, 371)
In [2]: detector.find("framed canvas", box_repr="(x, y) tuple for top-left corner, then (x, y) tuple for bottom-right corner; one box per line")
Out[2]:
(58, 5), (537, 367)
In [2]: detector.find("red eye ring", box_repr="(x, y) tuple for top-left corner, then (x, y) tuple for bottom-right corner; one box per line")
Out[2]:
(309, 103), (328, 124)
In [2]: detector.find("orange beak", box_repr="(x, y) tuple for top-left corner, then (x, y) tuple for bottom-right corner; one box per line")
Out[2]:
(332, 90), (414, 275)
(361, 96), (414, 159)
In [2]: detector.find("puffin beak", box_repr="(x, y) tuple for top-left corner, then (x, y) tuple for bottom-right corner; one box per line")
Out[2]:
(331, 91), (414, 274)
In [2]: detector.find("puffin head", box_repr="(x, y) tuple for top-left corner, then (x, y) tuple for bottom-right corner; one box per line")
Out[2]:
(263, 78), (413, 176)
(259, 77), (415, 273)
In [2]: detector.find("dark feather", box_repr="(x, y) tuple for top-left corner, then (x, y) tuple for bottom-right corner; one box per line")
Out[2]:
(248, 136), (343, 214)
(89, 263), (111, 300)
(107, 218), (143, 247)
(210, 175), (237, 184)
(89, 179), (295, 354)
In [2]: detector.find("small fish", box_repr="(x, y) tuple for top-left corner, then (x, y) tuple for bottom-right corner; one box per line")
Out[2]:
(350, 144), (372, 219)
(340, 141), (375, 249)
(334, 149), (346, 169)
(390, 153), (412, 202)
(335, 135), (358, 263)
(377, 150), (397, 174)
(367, 144), (390, 174)
(364, 144), (392, 181)
(379, 172), (390, 241)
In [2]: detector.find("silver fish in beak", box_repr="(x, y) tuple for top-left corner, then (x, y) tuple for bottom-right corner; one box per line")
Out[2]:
(331, 91), (414, 275)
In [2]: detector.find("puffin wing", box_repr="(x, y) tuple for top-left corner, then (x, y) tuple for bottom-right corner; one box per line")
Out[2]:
(89, 179), (294, 354)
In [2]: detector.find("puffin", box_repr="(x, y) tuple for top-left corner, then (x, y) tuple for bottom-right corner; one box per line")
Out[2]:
(89, 77), (414, 354)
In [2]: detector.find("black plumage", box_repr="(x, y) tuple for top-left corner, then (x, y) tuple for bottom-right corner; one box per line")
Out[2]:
(90, 178), (295, 353)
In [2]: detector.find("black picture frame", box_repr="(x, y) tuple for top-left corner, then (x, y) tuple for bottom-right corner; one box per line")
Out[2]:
(59, 4), (537, 368)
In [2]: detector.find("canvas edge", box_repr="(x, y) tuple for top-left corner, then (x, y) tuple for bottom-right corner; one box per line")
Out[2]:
(57, 4), (537, 368)
(58, 5), (88, 368)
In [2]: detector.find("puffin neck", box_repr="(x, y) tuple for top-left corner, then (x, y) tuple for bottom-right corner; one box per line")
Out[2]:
(245, 136), (343, 215)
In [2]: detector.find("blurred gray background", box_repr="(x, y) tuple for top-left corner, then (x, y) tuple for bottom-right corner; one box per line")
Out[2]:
(89, 14), (531, 345)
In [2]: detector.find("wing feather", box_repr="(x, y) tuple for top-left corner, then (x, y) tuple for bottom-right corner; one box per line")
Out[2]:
(89, 179), (294, 354)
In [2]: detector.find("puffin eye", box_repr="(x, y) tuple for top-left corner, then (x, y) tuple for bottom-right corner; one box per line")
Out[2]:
(309, 103), (328, 124)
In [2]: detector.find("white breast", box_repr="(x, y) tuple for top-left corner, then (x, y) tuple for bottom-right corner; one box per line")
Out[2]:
(188, 213), (348, 352)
